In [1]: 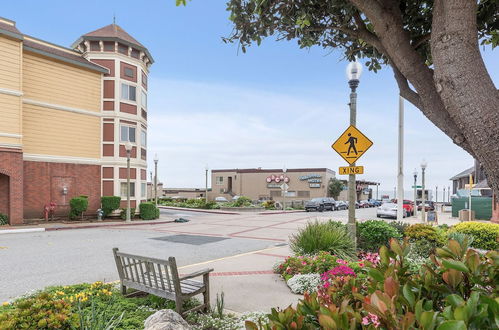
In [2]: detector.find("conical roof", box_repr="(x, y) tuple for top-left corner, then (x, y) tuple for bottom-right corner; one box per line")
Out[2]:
(83, 23), (144, 48)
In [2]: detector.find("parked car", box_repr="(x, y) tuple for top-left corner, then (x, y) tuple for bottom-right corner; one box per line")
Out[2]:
(215, 196), (228, 202)
(377, 202), (407, 219)
(417, 201), (435, 211)
(368, 199), (382, 207)
(334, 200), (348, 210)
(305, 197), (335, 212)
(392, 199), (415, 215)
(358, 200), (370, 208)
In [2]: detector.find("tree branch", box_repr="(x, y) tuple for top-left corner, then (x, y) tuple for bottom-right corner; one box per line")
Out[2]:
(412, 33), (431, 49)
(392, 65), (422, 109)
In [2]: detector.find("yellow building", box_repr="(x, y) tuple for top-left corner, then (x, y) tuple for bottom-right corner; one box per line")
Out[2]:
(0, 17), (153, 224)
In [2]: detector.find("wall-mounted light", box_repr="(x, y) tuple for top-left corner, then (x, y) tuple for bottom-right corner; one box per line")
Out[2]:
(62, 187), (68, 195)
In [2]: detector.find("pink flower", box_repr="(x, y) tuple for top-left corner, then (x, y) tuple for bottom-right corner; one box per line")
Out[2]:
(336, 259), (348, 265)
(362, 313), (380, 328)
(358, 262), (365, 267)
(301, 261), (307, 265)
(362, 316), (370, 325)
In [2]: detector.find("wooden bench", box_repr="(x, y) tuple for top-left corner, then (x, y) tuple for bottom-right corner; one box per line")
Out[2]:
(112, 248), (213, 315)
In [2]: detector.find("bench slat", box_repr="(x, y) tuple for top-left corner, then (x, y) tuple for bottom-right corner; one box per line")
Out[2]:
(116, 251), (171, 266)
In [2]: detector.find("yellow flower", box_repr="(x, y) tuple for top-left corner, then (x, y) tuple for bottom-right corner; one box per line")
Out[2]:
(2, 302), (9, 306)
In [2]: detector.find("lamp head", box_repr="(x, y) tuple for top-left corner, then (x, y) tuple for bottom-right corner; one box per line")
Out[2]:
(283, 165), (287, 173)
(413, 168), (418, 177)
(421, 159), (428, 169)
(346, 60), (362, 81)
(154, 153), (159, 163)
(205, 164), (209, 171)
(124, 141), (133, 152)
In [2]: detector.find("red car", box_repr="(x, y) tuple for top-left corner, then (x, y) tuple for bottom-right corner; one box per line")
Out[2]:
(391, 199), (414, 216)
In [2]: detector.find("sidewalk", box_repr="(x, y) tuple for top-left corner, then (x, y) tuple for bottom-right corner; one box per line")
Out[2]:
(178, 244), (300, 313)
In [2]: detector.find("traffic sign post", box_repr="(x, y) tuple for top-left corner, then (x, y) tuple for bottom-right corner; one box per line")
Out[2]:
(331, 125), (373, 165)
(412, 185), (422, 189)
(339, 166), (364, 175)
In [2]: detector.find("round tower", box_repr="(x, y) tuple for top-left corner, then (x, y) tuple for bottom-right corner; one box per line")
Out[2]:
(73, 24), (154, 210)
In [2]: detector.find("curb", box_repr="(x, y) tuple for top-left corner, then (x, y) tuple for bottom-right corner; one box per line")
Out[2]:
(158, 206), (239, 215)
(0, 228), (46, 235)
(258, 210), (305, 215)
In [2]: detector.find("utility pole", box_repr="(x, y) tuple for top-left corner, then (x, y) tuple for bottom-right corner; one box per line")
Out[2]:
(397, 96), (404, 221)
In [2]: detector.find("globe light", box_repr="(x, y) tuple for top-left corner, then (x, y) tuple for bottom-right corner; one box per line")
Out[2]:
(346, 60), (362, 81)
(124, 141), (133, 152)
(421, 159), (428, 169)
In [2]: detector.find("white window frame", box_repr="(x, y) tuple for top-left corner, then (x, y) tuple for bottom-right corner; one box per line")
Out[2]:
(121, 83), (136, 102)
(120, 125), (136, 143)
(215, 176), (224, 185)
(121, 182), (136, 197)
(141, 90), (147, 108)
(141, 182), (146, 198)
(141, 130), (147, 146)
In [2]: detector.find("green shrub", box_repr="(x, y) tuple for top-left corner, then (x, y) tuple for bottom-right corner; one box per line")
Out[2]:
(139, 202), (159, 220)
(262, 200), (276, 209)
(0, 213), (8, 225)
(451, 221), (499, 250)
(119, 207), (135, 220)
(388, 221), (410, 236)
(357, 220), (402, 252)
(405, 223), (444, 243)
(69, 196), (88, 220)
(0, 292), (78, 329)
(100, 196), (121, 217)
(289, 220), (355, 259)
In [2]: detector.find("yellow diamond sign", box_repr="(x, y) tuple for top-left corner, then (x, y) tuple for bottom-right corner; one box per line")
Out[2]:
(332, 125), (373, 165)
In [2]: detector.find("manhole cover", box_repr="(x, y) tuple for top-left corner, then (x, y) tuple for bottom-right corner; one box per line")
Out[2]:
(151, 234), (229, 245)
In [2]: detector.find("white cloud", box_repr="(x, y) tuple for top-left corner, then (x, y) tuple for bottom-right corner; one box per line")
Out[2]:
(146, 77), (473, 196)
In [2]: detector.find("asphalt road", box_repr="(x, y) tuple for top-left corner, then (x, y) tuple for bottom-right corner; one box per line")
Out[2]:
(0, 226), (272, 302)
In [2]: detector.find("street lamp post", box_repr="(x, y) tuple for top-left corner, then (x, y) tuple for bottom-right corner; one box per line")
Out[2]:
(205, 165), (209, 203)
(413, 169), (418, 218)
(346, 60), (362, 246)
(125, 141), (133, 223)
(436, 185), (438, 203)
(282, 166), (287, 212)
(154, 154), (159, 207)
(421, 160), (427, 223)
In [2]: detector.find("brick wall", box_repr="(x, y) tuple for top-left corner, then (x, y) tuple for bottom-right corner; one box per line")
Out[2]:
(23, 161), (101, 219)
(0, 149), (23, 225)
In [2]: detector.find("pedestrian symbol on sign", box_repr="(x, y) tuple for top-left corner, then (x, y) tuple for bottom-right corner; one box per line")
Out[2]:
(345, 133), (358, 155)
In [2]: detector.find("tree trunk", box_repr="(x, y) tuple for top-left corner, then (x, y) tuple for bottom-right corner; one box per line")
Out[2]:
(431, 0), (499, 195)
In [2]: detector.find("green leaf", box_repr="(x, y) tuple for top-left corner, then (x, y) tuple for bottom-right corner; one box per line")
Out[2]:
(368, 268), (384, 282)
(420, 311), (436, 329)
(442, 259), (469, 273)
(403, 284), (416, 309)
(445, 294), (465, 308)
(436, 320), (467, 330)
(318, 314), (337, 329)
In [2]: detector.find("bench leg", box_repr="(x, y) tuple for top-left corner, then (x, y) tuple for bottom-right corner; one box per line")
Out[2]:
(203, 273), (210, 312)
(121, 284), (126, 295)
(175, 296), (183, 315)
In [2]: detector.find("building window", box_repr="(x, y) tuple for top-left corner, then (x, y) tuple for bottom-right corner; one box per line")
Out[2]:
(215, 176), (224, 185)
(120, 125), (136, 143)
(124, 67), (134, 78)
(121, 182), (135, 197)
(141, 182), (146, 198)
(141, 91), (147, 108)
(141, 130), (147, 146)
(121, 83), (136, 101)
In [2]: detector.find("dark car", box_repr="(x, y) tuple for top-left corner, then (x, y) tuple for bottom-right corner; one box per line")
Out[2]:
(305, 197), (335, 212)
(334, 200), (348, 210)
(418, 201), (435, 211)
(368, 199), (381, 207)
(358, 200), (370, 208)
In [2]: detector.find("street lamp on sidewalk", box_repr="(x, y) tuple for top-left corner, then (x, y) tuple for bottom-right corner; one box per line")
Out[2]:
(346, 60), (362, 246)
(282, 165), (287, 212)
(124, 141), (133, 223)
(205, 165), (209, 203)
(413, 169), (418, 218)
(421, 160), (427, 223)
(154, 154), (159, 207)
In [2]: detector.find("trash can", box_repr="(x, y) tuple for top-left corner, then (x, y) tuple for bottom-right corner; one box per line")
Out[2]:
(459, 209), (475, 221)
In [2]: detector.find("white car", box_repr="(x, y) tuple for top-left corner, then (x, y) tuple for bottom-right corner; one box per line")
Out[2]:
(215, 196), (228, 202)
(377, 203), (407, 219)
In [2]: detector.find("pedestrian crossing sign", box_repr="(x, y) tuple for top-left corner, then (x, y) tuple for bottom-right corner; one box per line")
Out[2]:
(331, 125), (373, 165)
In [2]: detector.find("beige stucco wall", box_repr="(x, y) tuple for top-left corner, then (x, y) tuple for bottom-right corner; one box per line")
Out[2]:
(0, 36), (22, 146)
(209, 169), (334, 201)
(22, 52), (101, 112)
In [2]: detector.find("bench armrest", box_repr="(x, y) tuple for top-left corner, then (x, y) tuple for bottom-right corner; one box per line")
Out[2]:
(180, 268), (214, 281)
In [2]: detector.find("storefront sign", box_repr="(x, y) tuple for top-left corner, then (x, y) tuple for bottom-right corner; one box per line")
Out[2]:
(309, 183), (321, 188)
(267, 183), (282, 188)
(266, 174), (290, 184)
(308, 179), (322, 183)
(299, 174), (321, 180)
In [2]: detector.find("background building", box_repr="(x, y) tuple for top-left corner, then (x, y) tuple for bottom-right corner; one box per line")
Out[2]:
(208, 168), (335, 202)
(0, 17), (152, 224)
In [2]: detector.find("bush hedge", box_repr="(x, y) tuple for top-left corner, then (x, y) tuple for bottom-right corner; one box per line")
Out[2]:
(451, 221), (499, 250)
(289, 221), (355, 259)
(139, 202), (159, 220)
(0, 213), (8, 225)
(69, 196), (88, 220)
(357, 220), (402, 252)
(101, 196), (121, 217)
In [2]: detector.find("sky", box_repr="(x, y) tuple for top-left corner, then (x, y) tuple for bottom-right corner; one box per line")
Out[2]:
(3, 0), (498, 199)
